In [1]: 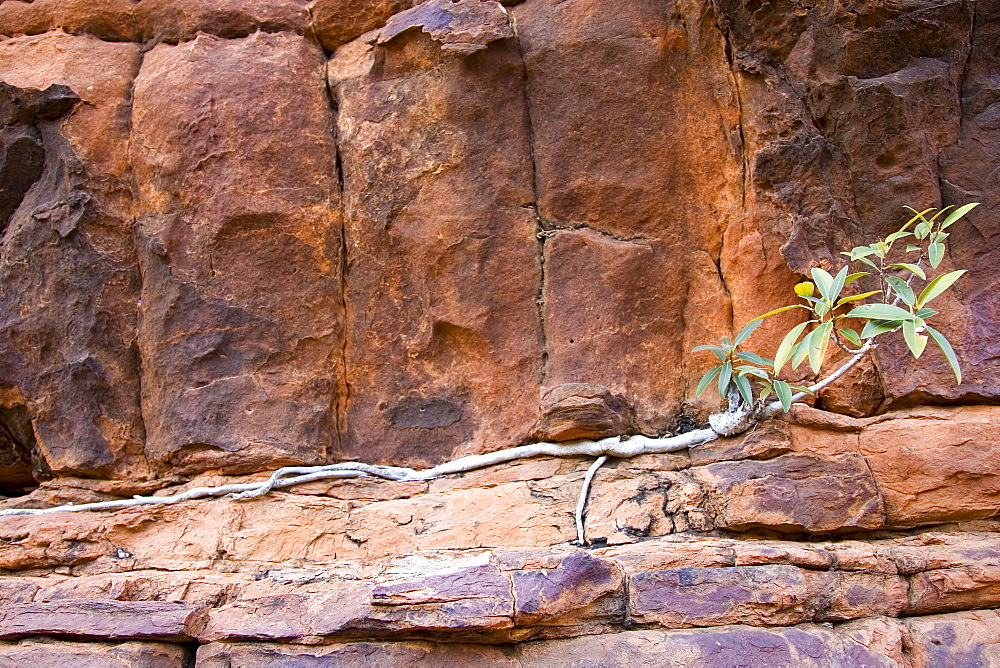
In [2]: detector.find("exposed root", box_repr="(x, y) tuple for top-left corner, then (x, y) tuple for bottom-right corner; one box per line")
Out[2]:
(0, 343), (874, 520)
(575, 455), (607, 546)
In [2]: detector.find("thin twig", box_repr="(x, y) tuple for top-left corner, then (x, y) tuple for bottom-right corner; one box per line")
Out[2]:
(575, 455), (607, 546)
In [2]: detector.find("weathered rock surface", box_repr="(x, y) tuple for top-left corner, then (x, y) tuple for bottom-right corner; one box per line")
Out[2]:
(0, 0), (998, 662)
(131, 31), (343, 474)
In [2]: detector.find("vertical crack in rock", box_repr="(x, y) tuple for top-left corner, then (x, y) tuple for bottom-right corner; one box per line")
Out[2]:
(125, 42), (152, 475)
(324, 63), (349, 458)
(510, 9), (548, 386)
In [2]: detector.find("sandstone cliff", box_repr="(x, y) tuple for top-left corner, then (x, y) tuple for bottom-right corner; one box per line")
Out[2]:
(0, 0), (998, 664)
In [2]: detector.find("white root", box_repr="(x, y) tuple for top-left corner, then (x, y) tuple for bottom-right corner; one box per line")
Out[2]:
(0, 342), (875, 520)
(575, 455), (607, 546)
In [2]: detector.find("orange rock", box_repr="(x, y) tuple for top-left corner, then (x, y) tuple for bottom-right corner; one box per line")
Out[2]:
(859, 406), (1000, 528)
(131, 32), (343, 474)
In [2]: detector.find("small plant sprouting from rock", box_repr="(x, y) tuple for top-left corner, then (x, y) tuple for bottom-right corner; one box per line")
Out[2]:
(694, 203), (974, 418)
(0, 204), (979, 547)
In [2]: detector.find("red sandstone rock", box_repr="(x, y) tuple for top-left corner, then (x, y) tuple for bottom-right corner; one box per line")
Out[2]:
(691, 452), (884, 533)
(311, 0), (422, 52)
(0, 33), (145, 478)
(0, 600), (205, 641)
(330, 5), (543, 466)
(131, 31), (343, 474)
(134, 0), (311, 43)
(906, 609), (1000, 667)
(859, 406), (1000, 528)
(0, 639), (187, 667)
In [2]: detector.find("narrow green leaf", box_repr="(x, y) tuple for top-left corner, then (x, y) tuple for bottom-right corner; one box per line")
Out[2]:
(885, 229), (912, 244)
(773, 321), (809, 374)
(888, 263), (926, 280)
(844, 272), (869, 286)
(925, 325), (962, 383)
(902, 319), (928, 358)
(807, 321), (834, 374)
(811, 267), (834, 301)
(736, 351), (774, 366)
(916, 270), (966, 308)
(791, 336), (812, 370)
(774, 380), (792, 412)
(839, 328), (862, 346)
(758, 381), (773, 401)
(828, 266), (849, 304)
(915, 307), (939, 319)
(752, 304), (807, 321)
(856, 256), (879, 269)
(814, 302), (831, 318)
(940, 202), (978, 229)
(861, 319), (900, 339)
(737, 365), (771, 379)
(722, 338), (733, 349)
(692, 344), (724, 353)
(718, 361), (733, 399)
(928, 241), (945, 268)
(902, 206), (935, 226)
(928, 206), (953, 224)
(849, 246), (880, 260)
(735, 374), (753, 405)
(734, 319), (763, 346)
(886, 276), (915, 307)
(905, 244), (921, 253)
(845, 303), (915, 321)
(790, 385), (815, 395)
(695, 366), (722, 398)
(836, 290), (882, 307)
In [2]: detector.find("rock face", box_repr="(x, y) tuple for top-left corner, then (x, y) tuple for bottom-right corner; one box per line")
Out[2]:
(0, 0), (999, 663)
(0, 0), (998, 475)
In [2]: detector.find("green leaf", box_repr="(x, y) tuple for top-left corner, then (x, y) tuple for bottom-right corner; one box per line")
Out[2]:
(915, 307), (939, 319)
(903, 206), (935, 226)
(925, 325), (962, 383)
(737, 365), (771, 379)
(692, 344), (723, 353)
(811, 267), (834, 301)
(885, 229), (912, 244)
(839, 328), (862, 346)
(915, 221), (930, 240)
(790, 385), (815, 395)
(940, 202), (978, 229)
(845, 303), (916, 321)
(828, 266), (849, 304)
(791, 336), (812, 370)
(736, 351), (774, 366)
(902, 319), (928, 358)
(905, 244), (921, 253)
(844, 272), (869, 286)
(773, 380), (792, 412)
(722, 338), (733, 350)
(886, 276), (915, 307)
(861, 319), (900, 338)
(888, 263), (926, 280)
(734, 319), (763, 346)
(836, 290), (882, 307)
(774, 321), (809, 374)
(814, 302), (831, 318)
(752, 304), (807, 321)
(928, 241), (945, 268)
(718, 361), (733, 398)
(735, 374), (753, 405)
(807, 321), (833, 374)
(758, 381), (772, 400)
(856, 256), (879, 270)
(916, 270), (966, 308)
(849, 246), (880, 261)
(695, 366), (722, 398)
(794, 281), (815, 297)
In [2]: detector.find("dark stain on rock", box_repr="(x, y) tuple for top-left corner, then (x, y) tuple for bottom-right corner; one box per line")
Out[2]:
(387, 396), (463, 430)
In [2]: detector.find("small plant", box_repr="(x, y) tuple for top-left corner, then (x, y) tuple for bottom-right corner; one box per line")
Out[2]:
(695, 203), (976, 413)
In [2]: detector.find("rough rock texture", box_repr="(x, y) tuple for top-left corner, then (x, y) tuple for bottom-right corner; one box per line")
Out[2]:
(0, 0), (999, 663)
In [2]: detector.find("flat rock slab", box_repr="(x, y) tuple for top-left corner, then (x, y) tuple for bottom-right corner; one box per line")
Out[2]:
(0, 600), (205, 641)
